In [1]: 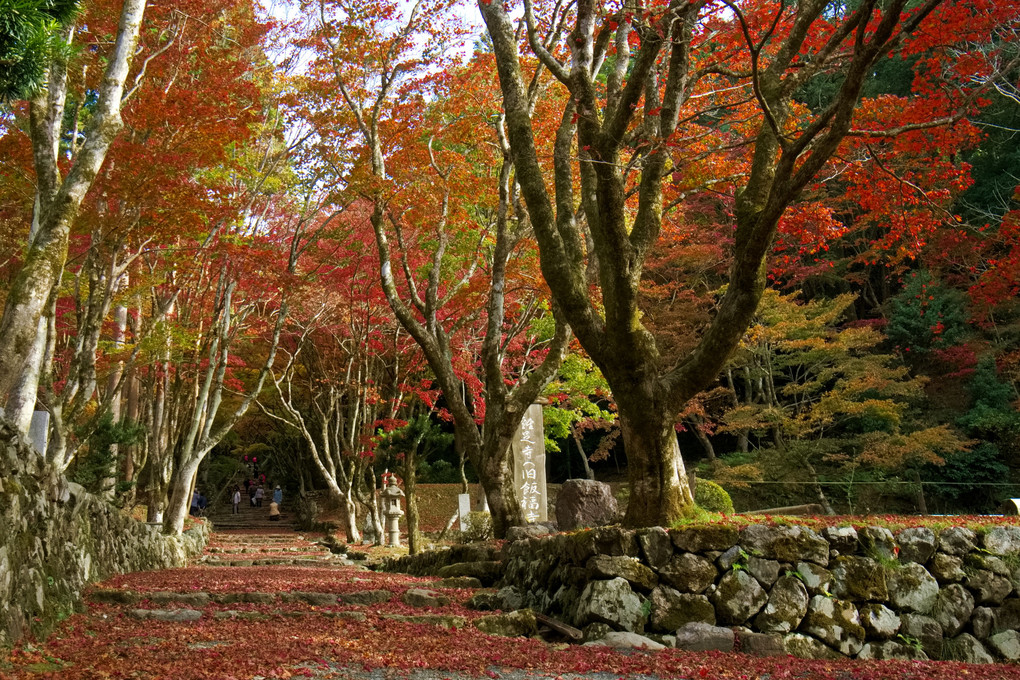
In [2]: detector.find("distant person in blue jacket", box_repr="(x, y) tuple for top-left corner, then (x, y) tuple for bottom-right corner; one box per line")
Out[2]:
(273, 485), (283, 506)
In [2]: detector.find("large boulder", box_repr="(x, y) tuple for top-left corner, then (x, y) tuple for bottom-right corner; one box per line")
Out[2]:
(674, 622), (735, 652)
(712, 570), (767, 625)
(970, 606), (994, 639)
(800, 595), (865, 656)
(670, 526), (739, 553)
(591, 631), (665, 651)
(740, 525), (829, 566)
(587, 555), (657, 592)
(831, 556), (887, 602)
(822, 527), (858, 556)
(858, 527), (897, 562)
(649, 587), (715, 631)
(994, 598), (1020, 634)
(575, 578), (647, 632)
(783, 633), (843, 660)
(746, 557), (781, 587)
(795, 562), (834, 596)
(895, 528), (936, 564)
(930, 553), (965, 583)
(988, 630), (1020, 661)
(937, 527), (976, 556)
(887, 562), (939, 613)
(637, 527), (673, 569)
(982, 526), (1020, 556)
(965, 569), (1013, 606)
(658, 553), (717, 594)
(754, 575), (808, 634)
(946, 633), (994, 664)
(735, 631), (786, 657)
(859, 603), (900, 640)
(474, 609), (538, 638)
(555, 480), (618, 530)
(900, 613), (944, 660)
(402, 588), (451, 608)
(934, 583), (974, 637)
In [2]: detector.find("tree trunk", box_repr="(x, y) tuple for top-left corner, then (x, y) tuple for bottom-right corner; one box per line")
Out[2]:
(618, 404), (695, 528)
(6, 316), (47, 432)
(404, 447), (420, 554)
(571, 427), (595, 480)
(164, 457), (201, 534)
(0, 0), (146, 403)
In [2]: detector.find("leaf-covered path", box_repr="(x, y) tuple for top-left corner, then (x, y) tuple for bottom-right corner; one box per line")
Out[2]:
(2, 527), (1015, 680)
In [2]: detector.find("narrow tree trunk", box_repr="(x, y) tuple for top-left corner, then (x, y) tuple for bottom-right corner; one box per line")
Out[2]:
(571, 427), (595, 480)
(404, 447), (420, 554)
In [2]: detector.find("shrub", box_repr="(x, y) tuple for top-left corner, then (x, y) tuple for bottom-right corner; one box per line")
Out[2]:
(461, 511), (492, 542)
(695, 479), (734, 514)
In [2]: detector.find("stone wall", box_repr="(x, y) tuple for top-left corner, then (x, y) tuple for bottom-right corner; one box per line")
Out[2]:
(497, 524), (1020, 663)
(387, 522), (1020, 663)
(0, 421), (209, 647)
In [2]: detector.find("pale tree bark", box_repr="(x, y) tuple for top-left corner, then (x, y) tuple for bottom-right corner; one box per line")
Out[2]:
(316, 3), (571, 538)
(0, 0), (147, 414)
(162, 271), (285, 535)
(479, 0), (946, 526)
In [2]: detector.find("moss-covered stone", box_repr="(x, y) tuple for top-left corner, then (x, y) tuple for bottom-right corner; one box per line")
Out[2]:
(670, 526), (739, 553)
(0, 421), (208, 648)
(831, 556), (888, 602)
(474, 609), (539, 637)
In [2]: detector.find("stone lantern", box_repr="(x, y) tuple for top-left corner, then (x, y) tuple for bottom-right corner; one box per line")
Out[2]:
(380, 477), (405, 546)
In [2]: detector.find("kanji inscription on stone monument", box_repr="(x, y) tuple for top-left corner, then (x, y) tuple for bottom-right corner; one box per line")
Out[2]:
(512, 403), (547, 522)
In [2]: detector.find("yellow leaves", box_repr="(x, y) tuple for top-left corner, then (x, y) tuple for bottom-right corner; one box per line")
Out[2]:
(856, 426), (971, 469)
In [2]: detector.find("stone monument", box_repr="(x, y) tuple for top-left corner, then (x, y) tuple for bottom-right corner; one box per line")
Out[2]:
(511, 403), (548, 522)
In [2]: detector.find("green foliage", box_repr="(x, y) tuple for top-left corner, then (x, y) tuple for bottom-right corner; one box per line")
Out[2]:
(417, 458), (461, 484)
(0, 0), (79, 101)
(374, 414), (455, 480)
(542, 353), (615, 468)
(921, 443), (1014, 513)
(69, 414), (145, 497)
(886, 271), (969, 354)
(694, 479), (734, 514)
(957, 356), (1020, 438)
(916, 357), (1020, 513)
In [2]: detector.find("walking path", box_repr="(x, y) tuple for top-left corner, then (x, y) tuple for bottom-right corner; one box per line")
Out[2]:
(0, 519), (1004, 679)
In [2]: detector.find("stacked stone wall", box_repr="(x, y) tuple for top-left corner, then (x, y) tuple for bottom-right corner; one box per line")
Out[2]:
(0, 421), (209, 647)
(496, 524), (1020, 662)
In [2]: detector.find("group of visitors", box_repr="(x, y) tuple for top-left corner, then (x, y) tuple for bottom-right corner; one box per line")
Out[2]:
(189, 490), (208, 517)
(231, 482), (283, 520)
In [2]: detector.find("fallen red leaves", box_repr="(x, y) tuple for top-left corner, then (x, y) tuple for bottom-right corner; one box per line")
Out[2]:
(3, 528), (1018, 680)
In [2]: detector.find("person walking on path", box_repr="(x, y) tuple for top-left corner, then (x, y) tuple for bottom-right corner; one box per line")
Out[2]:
(273, 484), (283, 507)
(255, 485), (264, 507)
(232, 486), (241, 514)
(268, 501), (280, 521)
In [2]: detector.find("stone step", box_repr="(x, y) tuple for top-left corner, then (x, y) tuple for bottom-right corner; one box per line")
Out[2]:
(195, 557), (348, 567)
(204, 547), (326, 554)
(90, 589), (387, 606)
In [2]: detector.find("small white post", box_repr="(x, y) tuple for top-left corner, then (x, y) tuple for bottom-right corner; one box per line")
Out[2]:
(30, 410), (49, 455)
(458, 493), (471, 532)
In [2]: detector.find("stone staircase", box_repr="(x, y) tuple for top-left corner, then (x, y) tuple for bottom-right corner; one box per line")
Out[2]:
(202, 497), (298, 531)
(197, 531), (349, 567)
